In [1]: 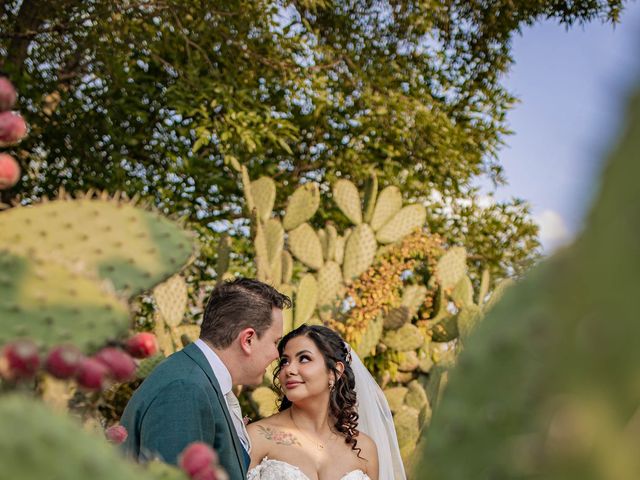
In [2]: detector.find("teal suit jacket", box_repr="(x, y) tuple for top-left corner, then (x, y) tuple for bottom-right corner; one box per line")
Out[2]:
(120, 343), (247, 480)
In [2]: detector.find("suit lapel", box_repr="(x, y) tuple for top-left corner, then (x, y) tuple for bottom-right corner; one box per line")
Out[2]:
(182, 343), (248, 476)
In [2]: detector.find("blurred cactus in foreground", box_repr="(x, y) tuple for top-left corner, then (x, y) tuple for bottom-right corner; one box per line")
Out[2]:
(415, 90), (640, 479)
(0, 394), (167, 480)
(0, 189), (202, 479)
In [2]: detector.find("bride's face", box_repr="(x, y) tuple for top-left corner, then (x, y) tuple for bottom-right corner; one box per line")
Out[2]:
(278, 335), (333, 402)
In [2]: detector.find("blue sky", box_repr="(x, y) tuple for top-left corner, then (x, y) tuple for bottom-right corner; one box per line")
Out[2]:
(485, 1), (640, 252)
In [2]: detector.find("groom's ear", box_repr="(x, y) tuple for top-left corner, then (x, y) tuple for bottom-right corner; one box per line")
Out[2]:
(238, 328), (256, 355)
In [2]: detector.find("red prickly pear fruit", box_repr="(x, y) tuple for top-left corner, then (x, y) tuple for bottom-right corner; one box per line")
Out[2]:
(75, 357), (109, 390)
(2, 340), (40, 379)
(179, 442), (219, 479)
(192, 466), (222, 480)
(105, 424), (128, 444)
(125, 332), (159, 359)
(45, 345), (84, 379)
(0, 111), (27, 145)
(0, 153), (20, 190)
(94, 347), (136, 382)
(0, 77), (17, 111)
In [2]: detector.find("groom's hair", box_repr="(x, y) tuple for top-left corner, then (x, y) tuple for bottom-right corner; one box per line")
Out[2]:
(200, 277), (291, 348)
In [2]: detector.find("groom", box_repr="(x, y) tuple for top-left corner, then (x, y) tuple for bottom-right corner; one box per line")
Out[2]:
(120, 277), (291, 479)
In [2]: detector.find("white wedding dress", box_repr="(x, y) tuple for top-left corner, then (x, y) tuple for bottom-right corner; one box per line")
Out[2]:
(247, 457), (370, 480)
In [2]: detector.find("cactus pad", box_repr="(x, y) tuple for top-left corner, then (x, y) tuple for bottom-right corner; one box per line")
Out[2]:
(383, 306), (411, 330)
(0, 394), (156, 480)
(287, 223), (324, 271)
(215, 234), (232, 279)
(170, 324), (201, 350)
(433, 246), (467, 290)
(342, 224), (377, 282)
(0, 197), (194, 296)
(316, 261), (344, 306)
(397, 350), (420, 372)
(294, 274), (318, 328)
(477, 268), (491, 305)
(253, 221), (271, 282)
(451, 275), (474, 308)
(136, 353), (165, 379)
(383, 323), (425, 352)
(383, 386), (408, 413)
(251, 386), (279, 418)
(395, 406), (421, 462)
(362, 172), (378, 224)
(405, 380), (429, 411)
(281, 251), (294, 285)
(430, 315), (459, 342)
(154, 314), (177, 356)
(250, 176), (277, 223)
(279, 284), (294, 334)
(325, 224), (338, 262)
(353, 313), (384, 358)
(332, 179), (363, 225)
(282, 183), (320, 231)
(370, 186), (403, 231)
(401, 284), (428, 318)
(0, 250), (129, 351)
(457, 305), (483, 339)
(375, 204), (427, 244)
(264, 219), (285, 264)
(429, 341), (457, 369)
(334, 233), (347, 265)
(153, 274), (188, 327)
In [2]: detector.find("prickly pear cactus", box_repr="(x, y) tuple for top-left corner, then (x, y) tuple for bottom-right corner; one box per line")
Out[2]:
(0, 194), (195, 295)
(153, 274), (188, 327)
(0, 249), (129, 350)
(416, 89), (640, 479)
(0, 194), (195, 352)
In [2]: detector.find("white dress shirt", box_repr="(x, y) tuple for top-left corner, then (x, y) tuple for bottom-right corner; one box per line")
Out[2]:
(194, 339), (251, 452)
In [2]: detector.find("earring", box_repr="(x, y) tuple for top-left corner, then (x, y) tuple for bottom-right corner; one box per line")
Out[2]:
(329, 380), (335, 391)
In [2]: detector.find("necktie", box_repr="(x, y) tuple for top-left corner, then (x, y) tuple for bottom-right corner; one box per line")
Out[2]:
(225, 390), (251, 453)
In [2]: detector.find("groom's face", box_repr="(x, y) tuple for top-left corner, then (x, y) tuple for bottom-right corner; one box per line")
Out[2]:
(245, 307), (283, 385)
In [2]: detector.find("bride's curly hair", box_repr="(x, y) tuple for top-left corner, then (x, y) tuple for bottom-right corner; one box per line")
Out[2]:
(273, 324), (361, 457)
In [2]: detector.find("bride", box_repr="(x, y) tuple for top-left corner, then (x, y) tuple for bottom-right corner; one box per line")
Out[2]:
(247, 324), (406, 480)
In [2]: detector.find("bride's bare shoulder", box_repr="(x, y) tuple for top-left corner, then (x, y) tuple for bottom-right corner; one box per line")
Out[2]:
(354, 431), (379, 479)
(356, 432), (378, 460)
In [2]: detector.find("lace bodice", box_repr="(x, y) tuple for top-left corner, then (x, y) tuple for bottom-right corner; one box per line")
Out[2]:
(247, 457), (370, 480)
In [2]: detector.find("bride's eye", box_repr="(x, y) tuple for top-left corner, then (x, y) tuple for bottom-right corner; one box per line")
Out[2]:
(299, 355), (311, 363)
(279, 358), (289, 367)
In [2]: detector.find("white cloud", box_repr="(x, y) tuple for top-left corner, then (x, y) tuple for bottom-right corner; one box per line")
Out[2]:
(535, 209), (572, 253)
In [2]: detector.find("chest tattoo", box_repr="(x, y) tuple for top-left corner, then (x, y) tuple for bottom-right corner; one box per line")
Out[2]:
(257, 425), (302, 447)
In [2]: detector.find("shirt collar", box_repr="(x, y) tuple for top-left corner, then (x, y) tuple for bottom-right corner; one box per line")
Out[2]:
(194, 338), (232, 395)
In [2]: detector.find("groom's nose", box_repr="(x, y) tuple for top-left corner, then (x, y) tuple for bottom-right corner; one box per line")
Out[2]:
(269, 347), (279, 363)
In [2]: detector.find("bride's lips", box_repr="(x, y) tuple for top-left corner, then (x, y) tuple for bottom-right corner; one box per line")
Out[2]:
(285, 381), (303, 388)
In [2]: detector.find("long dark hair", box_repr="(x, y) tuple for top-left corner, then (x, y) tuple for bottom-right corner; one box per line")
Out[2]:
(273, 324), (361, 457)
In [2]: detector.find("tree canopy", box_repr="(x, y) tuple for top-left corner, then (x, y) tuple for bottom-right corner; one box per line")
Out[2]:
(0, 0), (626, 278)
